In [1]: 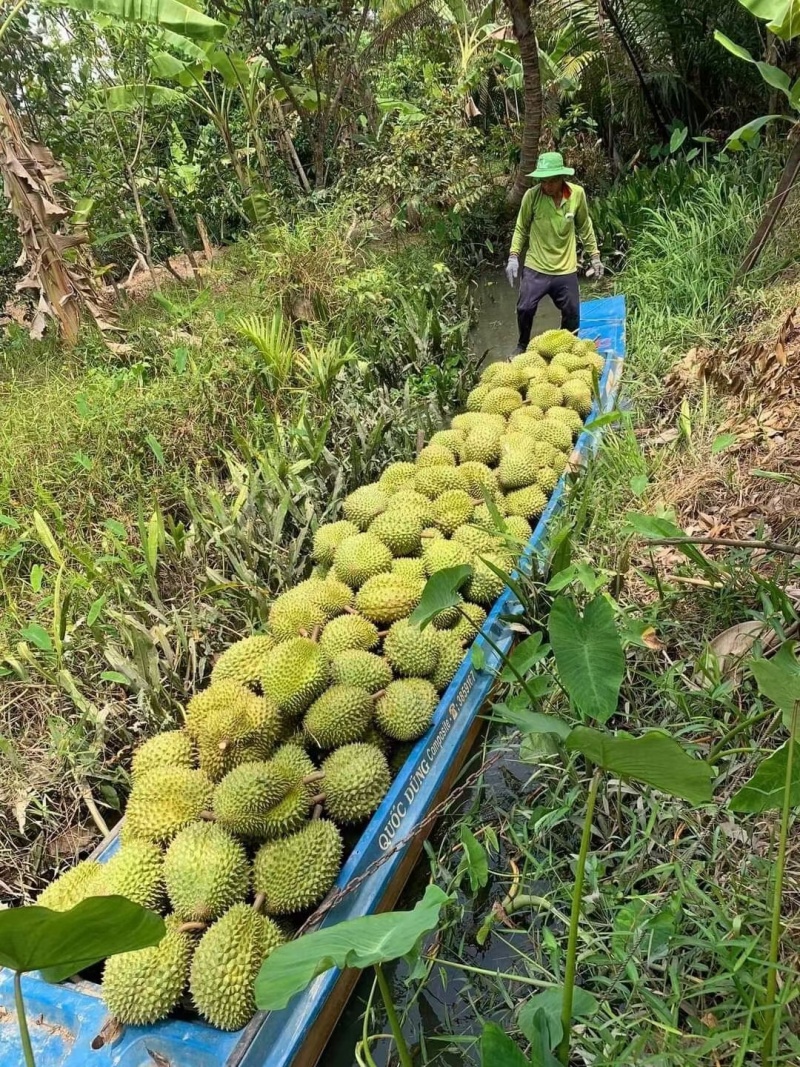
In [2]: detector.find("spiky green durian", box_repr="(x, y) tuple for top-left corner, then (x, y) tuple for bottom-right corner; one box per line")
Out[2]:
(319, 613), (380, 656)
(431, 602), (463, 629)
(164, 823), (249, 923)
(193, 687), (281, 782)
(466, 384), (493, 411)
(429, 429), (465, 453)
(211, 635), (276, 689)
(312, 519), (360, 565)
(391, 557), (426, 582)
(383, 619), (440, 678)
(451, 524), (500, 554)
(310, 577), (356, 618)
(375, 678), (438, 741)
(511, 349), (547, 371)
(481, 361), (529, 390)
(481, 386), (523, 415)
(561, 379), (593, 415)
(497, 450), (539, 490)
(451, 411), (495, 432)
(585, 351), (605, 373)
(460, 426), (502, 466)
(546, 405), (584, 433)
(422, 538), (473, 577)
(261, 637), (330, 717)
(369, 510), (424, 557)
(256, 743), (318, 840)
(332, 532), (393, 589)
(131, 730), (195, 780)
(551, 351), (586, 372)
(253, 820), (344, 915)
(343, 484), (389, 531)
(125, 768), (214, 844)
(384, 488), (436, 526)
(432, 631), (465, 691)
(103, 917), (192, 1026)
(431, 489), (474, 535)
(451, 602), (487, 644)
(545, 363), (570, 385)
(536, 465), (561, 493)
(568, 367), (595, 386)
(416, 443), (456, 468)
(212, 759), (295, 838)
(355, 573), (422, 625)
(37, 860), (102, 911)
(320, 744), (391, 825)
(330, 650), (393, 693)
(190, 903), (284, 1030)
(378, 461), (417, 495)
(267, 586), (328, 641)
(413, 466), (465, 499)
(535, 328), (576, 357)
(536, 419), (573, 452)
(96, 841), (164, 910)
(303, 685), (374, 749)
(467, 553), (511, 606)
(526, 382), (563, 410)
(458, 461), (499, 499)
(503, 515), (533, 542)
(504, 485), (549, 520)
(508, 405), (545, 430)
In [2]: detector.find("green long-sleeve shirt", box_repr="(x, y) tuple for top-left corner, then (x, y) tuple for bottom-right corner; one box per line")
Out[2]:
(510, 182), (598, 276)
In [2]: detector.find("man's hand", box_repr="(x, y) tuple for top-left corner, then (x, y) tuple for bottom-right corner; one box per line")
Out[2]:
(505, 255), (519, 288)
(590, 254), (604, 280)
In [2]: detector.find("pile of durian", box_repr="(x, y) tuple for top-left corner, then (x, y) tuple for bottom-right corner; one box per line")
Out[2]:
(35, 329), (603, 1033)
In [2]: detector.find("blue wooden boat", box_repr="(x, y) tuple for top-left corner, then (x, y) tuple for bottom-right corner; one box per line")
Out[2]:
(0, 294), (625, 1067)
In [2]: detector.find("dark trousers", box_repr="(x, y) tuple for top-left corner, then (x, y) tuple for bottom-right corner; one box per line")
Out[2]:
(516, 267), (580, 351)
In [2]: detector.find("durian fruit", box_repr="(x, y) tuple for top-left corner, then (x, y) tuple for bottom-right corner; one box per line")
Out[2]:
(375, 679), (438, 741)
(429, 429), (465, 453)
(131, 730), (194, 781)
(96, 841), (164, 910)
(211, 635), (276, 689)
(422, 538), (473, 577)
(261, 637), (330, 717)
(391, 557), (426, 582)
(212, 759), (295, 838)
(257, 743), (318, 840)
(332, 532), (393, 589)
(546, 363), (570, 386)
(431, 489), (474, 535)
(551, 351), (586, 372)
(451, 411), (490, 432)
(547, 406), (584, 433)
(536, 465), (561, 494)
(431, 602), (462, 629)
(103, 917), (193, 1026)
(537, 419), (573, 452)
(460, 426), (502, 466)
(304, 685), (374, 749)
(253, 819), (344, 915)
(384, 488), (436, 527)
(363, 725), (393, 756)
(466, 384), (492, 411)
(312, 519), (360, 566)
(451, 603), (487, 644)
(526, 381), (563, 410)
(535, 328), (576, 357)
(574, 337), (598, 357)
(369, 510), (424, 557)
(389, 741), (415, 776)
(343, 484), (389, 531)
(585, 352), (605, 373)
(355, 573), (422, 625)
(319, 613), (380, 656)
(505, 485), (549, 520)
(503, 515), (533, 542)
(569, 367), (594, 386)
(378, 461), (417, 495)
(452, 524), (500, 555)
(467, 553), (511, 606)
(561, 379), (593, 416)
(416, 443), (456, 468)
(330, 649), (393, 693)
(190, 903), (284, 1030)
(471, 499), (508, 532)
(421, 525), (444, 543)
(497, 450), (539, 491)
(413, 466), (465, 499)
(311, 577), (356, 618)
(481, 386), (523, 415)
(480, 362), (529, 390)
(511, 349), (547, 371)
(459, 461), (499, 499)
(125, 767), (214, 844)
(320, 743), (391, 824)
(189, 683), (282, 782)
(37, 859), (102, 911)
(164, 823), (249, 922)
(267, 586), (328, 641)
(383, 619), (440, 678)
(432, 631), (465, 691)
(507, 406), (544, 433)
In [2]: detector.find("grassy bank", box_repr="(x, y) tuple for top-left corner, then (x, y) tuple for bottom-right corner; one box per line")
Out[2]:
(0, 203), (478, 900)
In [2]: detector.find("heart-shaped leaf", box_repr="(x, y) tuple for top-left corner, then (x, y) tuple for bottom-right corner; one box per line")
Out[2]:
(518, 986), (598, 1050)
(480, 1022), (531, 1067)
(549, 595), (623, 723)
(751, 641), (800, 727)
(459, 825), (488, 893)
(729, 740), (800, 813)
(409, 567), (473, 629)
(254, 884), (449, 1011)
(0, 897), (165, 982)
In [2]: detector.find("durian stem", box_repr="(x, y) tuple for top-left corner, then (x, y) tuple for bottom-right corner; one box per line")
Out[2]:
(302, 771), (325, 785)
(310, 624), (321, 642)
(252, 893), (266, 913)
(312, 803), (324, 820)
(373, 964), (413, 1067)
(218, 740), (229, 753)
(14, 972), (36, 1067)
(177, 921), (207, 933)
(372, 689), (386, 700)
(199, 810), (217, 821)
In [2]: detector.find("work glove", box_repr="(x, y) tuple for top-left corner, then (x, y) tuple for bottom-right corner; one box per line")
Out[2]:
(590, 254), (604, 280)
(505, 255), (519, 288)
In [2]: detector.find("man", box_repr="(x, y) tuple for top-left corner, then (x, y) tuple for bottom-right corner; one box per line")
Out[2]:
(505, 151), (603, 352)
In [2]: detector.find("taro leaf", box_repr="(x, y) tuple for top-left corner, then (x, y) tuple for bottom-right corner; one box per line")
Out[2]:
(751, 641), (800, 727)
(729, 740), (800, 813)
(624, 512), (716, 575)
(254, 884), (449, 1010)
(410, 566), (473, 630)
(566, 727), (714, 805)
(611, 898), (676, 963)
(460, 825), (489, 892)
(492, 700), (570, 741)
(548, 595), (624, 723)
(0, 897), (165, 982)
(480, 1022), (532, 1067)
(499, 632), (550, 683)
(518, 986), (598, 1050)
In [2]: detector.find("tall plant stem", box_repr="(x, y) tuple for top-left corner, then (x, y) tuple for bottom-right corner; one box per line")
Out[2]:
(456, 606), (540, 704)
(762, 704), (798, 1066)
(14, 972), (36, 1067)
(374, 964), (413, 1067)
(0, 0), (28, 42)
(558, 769), (601, 1066)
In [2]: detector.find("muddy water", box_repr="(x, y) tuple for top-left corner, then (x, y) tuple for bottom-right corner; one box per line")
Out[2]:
(469, 266), (562, 368)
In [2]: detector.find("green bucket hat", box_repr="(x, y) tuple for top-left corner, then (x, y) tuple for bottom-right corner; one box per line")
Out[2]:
(528, 151), (574, 180)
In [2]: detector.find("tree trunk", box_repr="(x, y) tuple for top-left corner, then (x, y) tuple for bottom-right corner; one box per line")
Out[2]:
(600, 0), (670, 140)
(504, 0), (543, 209)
